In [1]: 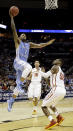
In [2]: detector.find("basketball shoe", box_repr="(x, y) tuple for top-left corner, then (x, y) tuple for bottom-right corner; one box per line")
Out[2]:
(57, 114), (64, 125)
(45, 119), (58, 129)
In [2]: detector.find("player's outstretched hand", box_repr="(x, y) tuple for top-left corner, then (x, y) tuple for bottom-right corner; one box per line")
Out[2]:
(9, 9), (13, 18)
(51, 39), (56, 42)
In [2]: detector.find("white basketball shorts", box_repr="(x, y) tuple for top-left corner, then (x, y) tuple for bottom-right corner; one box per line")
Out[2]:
(28, 82), (41, 99)
(42, 86), (66, 107)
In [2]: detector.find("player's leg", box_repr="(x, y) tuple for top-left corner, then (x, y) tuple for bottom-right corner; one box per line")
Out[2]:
(13, 59), (24, 88)
(50, 87), (66, 125)
(28, 83), (35, 114)
(41, 105), (58, 129)
(7, 83), (23, 112)
(13, 60), (29, 93)
(28, 83), (33, 99)
(32, 97), (38, 115)
(16, 70), (24, 87)
(21, 62), (32, 82)
(41, 91), (58, 129)
(7, 70), (25, 112)
(7, 60), (25, 112)
(50, 105), (64, 125)
(32, 83), (41, 115)
(7, 84), (18, 112)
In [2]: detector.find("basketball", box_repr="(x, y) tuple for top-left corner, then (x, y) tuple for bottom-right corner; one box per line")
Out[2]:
(9, 6), (19, 17)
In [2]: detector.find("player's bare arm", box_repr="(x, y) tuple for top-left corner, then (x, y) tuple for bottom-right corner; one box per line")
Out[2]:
(41, 70), (51, 79)
(30, 39), (55, 48)
(26, 72), (32, 80)
(9, 12), (19, 49)
(21, 72), (32, 82)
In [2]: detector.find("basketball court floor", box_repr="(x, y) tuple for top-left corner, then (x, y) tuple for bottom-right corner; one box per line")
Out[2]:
(0, 98), (73, 131)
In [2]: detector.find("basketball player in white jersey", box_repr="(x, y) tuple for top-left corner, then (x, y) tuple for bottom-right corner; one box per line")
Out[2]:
(41, 59), (66, 129)
(7, 10), (55, 112)
(28, 61), (46, 115)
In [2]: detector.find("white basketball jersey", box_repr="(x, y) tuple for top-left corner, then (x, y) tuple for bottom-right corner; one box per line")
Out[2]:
(15, 40), (30, 61)
(31, 68), (42, 82)
(50, 66), (65, 88)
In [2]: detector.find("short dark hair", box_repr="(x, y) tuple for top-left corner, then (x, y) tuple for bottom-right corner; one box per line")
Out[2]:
(52, 59), (63, 66)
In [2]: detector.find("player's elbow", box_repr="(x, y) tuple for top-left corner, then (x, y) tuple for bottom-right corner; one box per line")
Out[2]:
(35, 45), (41, 48)
(20, 77), (24, 82)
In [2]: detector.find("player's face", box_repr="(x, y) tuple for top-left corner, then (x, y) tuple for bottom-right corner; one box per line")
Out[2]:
(35, 61), (40, 68)
(20, 34), (27, 41)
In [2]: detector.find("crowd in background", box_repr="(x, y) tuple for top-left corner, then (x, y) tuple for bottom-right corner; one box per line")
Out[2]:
(0, 34), (73, 97)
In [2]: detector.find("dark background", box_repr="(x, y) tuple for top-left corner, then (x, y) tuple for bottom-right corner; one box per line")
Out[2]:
(0, 0), (70, 9)
(0, 0), (73, 30)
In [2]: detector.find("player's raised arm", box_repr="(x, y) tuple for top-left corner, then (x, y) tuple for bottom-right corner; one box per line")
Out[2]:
(9, 8), (19, 48)
(30, 39), (55, 48)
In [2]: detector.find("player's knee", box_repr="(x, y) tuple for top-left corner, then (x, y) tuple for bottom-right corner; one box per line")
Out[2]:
(20, 77), (24, 82)
(13, 88), (19, 96)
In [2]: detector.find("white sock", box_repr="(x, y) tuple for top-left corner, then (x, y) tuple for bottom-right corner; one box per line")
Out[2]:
(55, 111), (59, 117)
(48, 115), (53, 121)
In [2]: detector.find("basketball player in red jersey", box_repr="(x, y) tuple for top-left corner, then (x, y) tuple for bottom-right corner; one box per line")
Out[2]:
(41, 59), (66, 129)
